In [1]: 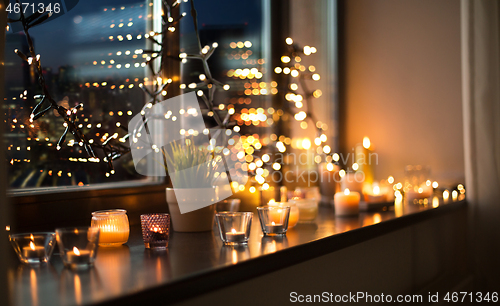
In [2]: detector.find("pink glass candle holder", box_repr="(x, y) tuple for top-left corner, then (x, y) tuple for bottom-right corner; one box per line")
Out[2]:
(257, 206), (291, 236)
(140, 214), (170, 249)
(9, 232), (57, 265)
(215, 212), (253, 245)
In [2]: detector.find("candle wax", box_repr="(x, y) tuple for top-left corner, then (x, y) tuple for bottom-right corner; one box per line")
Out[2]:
(225, 232), (246, 242)
(22, 245), (46, 258)
(334, 190), (361, 216)
(66, 250), (92, 264)
(265, 224), (285, 234)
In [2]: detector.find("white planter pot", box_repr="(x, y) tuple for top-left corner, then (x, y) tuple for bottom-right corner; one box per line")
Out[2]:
(166, 188), (216, 232)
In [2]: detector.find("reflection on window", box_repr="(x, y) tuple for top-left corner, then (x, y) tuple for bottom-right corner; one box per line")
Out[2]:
(4, 1), (153, 189)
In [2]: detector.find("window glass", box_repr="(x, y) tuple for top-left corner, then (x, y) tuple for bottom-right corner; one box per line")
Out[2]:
(4, 0), (153, 189)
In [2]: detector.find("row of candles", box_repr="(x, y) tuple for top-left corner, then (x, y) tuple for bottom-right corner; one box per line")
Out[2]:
(9, 210), (170, 269)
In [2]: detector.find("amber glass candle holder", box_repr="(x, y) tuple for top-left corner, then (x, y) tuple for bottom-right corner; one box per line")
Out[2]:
(91, 209), (130, 247)
(140, 214), (170, 249)
(9, 232), (57, 265)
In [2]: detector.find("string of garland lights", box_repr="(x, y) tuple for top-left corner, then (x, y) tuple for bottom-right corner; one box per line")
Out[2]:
(6, 0), (232, 181)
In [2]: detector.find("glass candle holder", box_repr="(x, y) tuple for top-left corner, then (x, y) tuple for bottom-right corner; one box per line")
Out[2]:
(91, 209), (129, 247)
(215, 212), (253, 246)
(268, 201), (299, 228)
(9, 232), (57, 265)
(56, 227), (100, 270)
(289, 198), (319, 222)
(140, 214), (170, 249)
(257, 206), (290, 236)
(404, 165), (433, 200)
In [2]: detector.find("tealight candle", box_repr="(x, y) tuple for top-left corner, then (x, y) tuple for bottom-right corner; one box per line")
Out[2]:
(22, 241), (46, 258)
(268, 201), (299, 228)
(289, 198), (319, 222)
(66, 247), (91, 264)
(225, 229), (246, 243)
(257, 206), (290, 236)
(265, 221), (285, 233)
(334, 188), (360, 216)
(56, 227), (99, 269)
(215, 212), (253, 245)
(364, 185), (387, 203)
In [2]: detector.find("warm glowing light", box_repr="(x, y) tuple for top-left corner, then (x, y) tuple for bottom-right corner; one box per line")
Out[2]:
(30, 241), (36, 250)
(285, 37), (293, 45)
(373, 186), (380, 195)
(73, 247), (81, 256)
(344, 188), (350, 195)
(352, 163), (359, 171)
(388, 176), (395, 184)
(432, 181), (439, 188)
(363, 137), (371, 149)
(443, 190), (449, 201)
(249, 186), (256, 193)
(302, 138), (311, 150)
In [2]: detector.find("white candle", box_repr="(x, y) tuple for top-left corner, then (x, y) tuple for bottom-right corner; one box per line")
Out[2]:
(334, 188), (360, 216)
(225, 228), (246, 242)
(66, 247), (91, 264)
(22, 241), (45, 258)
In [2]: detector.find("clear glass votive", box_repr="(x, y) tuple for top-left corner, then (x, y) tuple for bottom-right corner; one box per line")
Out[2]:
(268, 201), (299, 228)
(215, 212), (253, 245)
(257, 206), (291, 236)
(289, 198), (319, 222)
(215, 199), (241, 212)
(9, 232), (57, 265)
(140, 214), (170, 249)
(91, 209), (130, 247)
(55, 227), (100, 270)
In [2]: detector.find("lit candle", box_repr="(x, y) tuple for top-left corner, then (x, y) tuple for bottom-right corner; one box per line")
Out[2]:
(66, 247), (91, 264)
(22, 241), (45, 258)
(355, 137), (374, 186)
(452, 190), (458, 201)
(364, 185), (387, 203)
(265, 221), (284, 233)
(225, 228), (246, 243)
(268, 202), (299, 228)
(99, 224), (129, 244)
(334, 188), (360, 216)
(443, 190), (450, 202)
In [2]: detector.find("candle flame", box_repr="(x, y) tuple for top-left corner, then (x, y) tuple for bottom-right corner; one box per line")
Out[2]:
(373, 186), (380, 195)
(344, 188), (350, 195)
(271, 221), (275, 226)
(30, 241), (36, 250)
(363, 137), (371, 149)
(231, 228), (237, 234)
(30, 234), (34, 240)
(73, 247), (80, 256)
(268, 199), (275, 204)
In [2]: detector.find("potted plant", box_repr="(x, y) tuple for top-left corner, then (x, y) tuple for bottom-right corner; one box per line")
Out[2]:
(160, 137), (221, 232)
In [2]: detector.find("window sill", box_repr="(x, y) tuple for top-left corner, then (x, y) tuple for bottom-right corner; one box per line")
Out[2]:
(8, 198), (467, 306)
